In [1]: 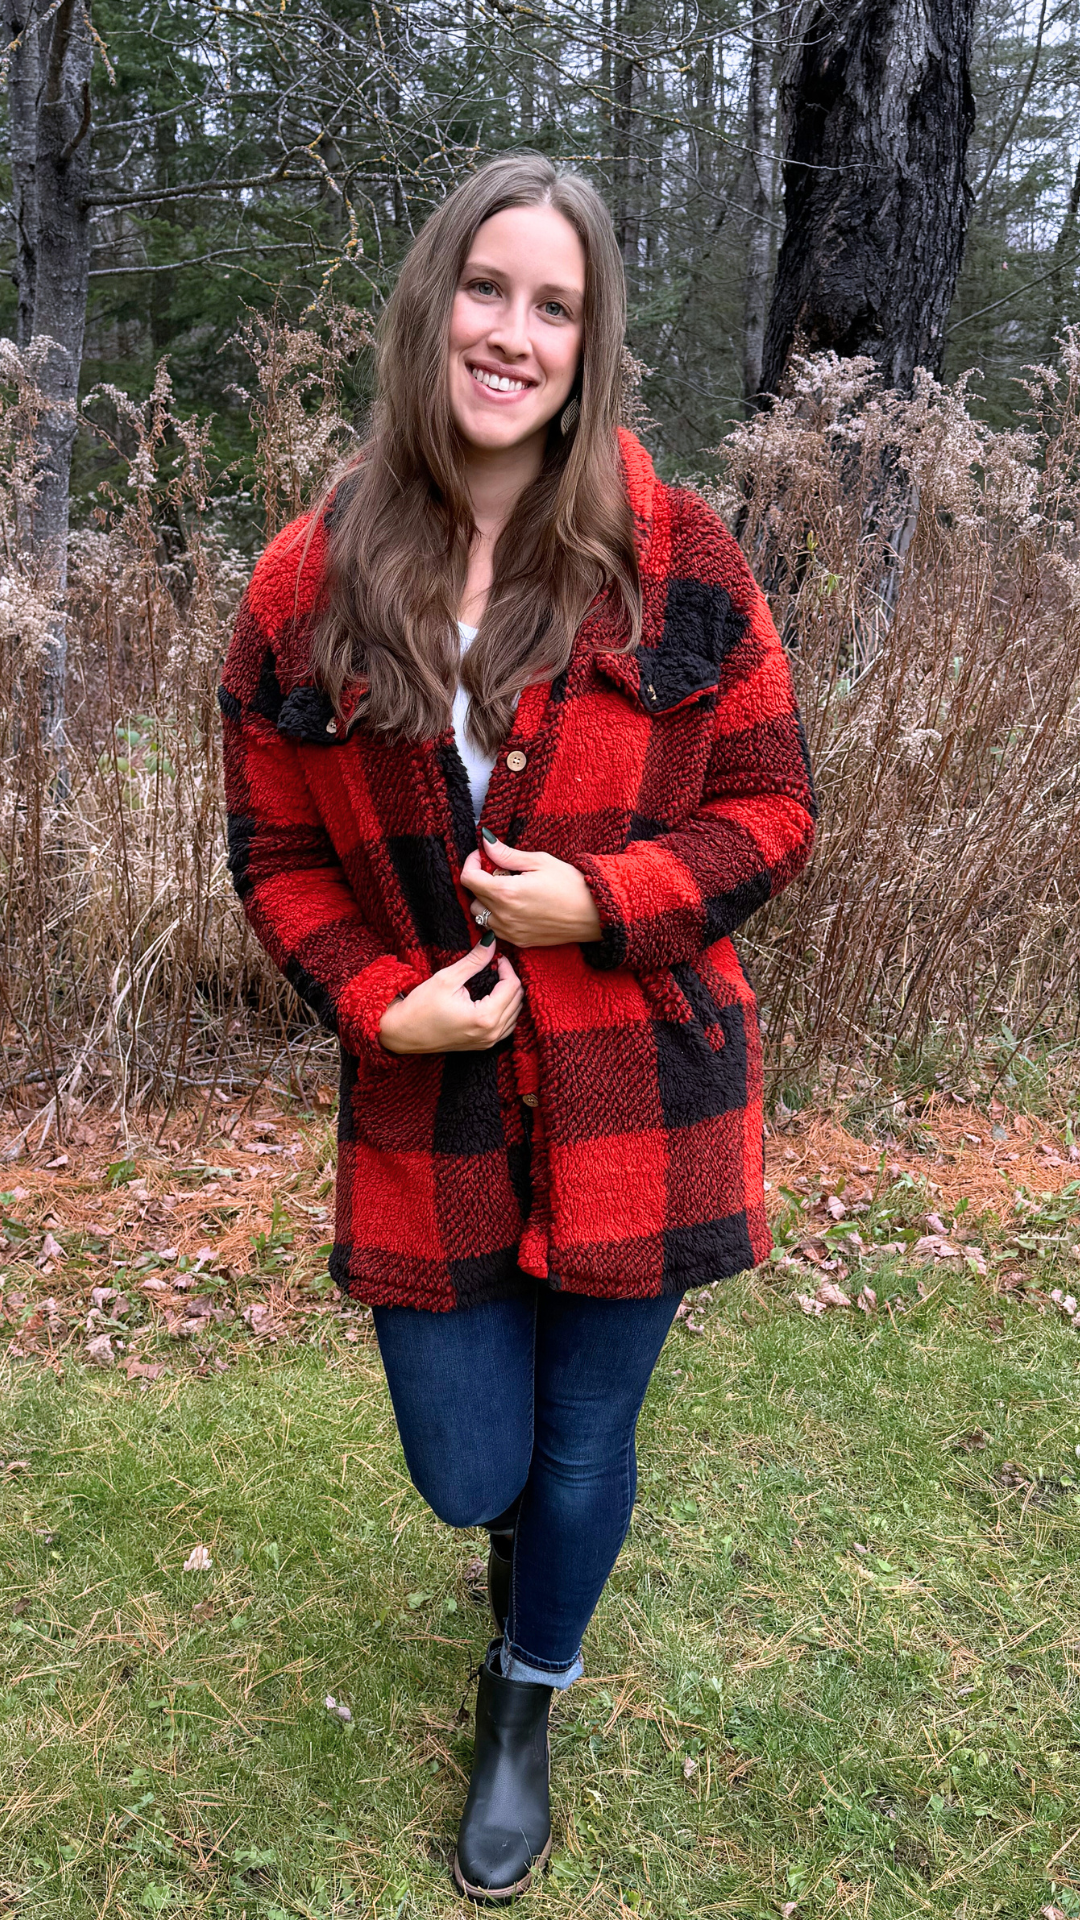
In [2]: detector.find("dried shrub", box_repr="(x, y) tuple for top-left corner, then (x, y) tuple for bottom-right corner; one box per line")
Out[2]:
(701, 338), (1080, 1083)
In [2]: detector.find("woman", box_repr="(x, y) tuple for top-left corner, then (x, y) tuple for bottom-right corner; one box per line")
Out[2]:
(220, 151), (815, 1901)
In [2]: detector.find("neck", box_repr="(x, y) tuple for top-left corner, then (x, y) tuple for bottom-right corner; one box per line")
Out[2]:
(460, 426), (547, 542)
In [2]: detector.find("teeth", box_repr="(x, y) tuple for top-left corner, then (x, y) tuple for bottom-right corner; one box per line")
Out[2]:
(470, 366), (529, 393)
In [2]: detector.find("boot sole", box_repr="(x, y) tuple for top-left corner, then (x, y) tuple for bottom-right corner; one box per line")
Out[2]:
(451, 1833), (552, 1903)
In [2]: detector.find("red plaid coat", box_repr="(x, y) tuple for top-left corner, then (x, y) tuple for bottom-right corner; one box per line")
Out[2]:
(219, 429), (816, 1310)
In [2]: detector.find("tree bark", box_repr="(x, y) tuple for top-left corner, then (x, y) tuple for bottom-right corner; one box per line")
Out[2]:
(3, 0), (93, 762)
(741, 21), (776, 411)
(761, 0), (976, 398)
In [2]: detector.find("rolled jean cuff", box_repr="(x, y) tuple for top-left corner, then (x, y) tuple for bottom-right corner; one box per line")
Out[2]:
(501, 1634), (583, 1691)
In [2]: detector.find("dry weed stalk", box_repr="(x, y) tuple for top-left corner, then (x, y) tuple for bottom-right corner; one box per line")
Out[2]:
(1, 318), (1079, 1135)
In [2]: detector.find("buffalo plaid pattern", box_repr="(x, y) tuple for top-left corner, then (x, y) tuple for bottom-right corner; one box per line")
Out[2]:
(219, 429), (817, 1310)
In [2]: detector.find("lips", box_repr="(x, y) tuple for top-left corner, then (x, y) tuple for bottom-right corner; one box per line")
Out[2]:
(466, 361), (537, 395)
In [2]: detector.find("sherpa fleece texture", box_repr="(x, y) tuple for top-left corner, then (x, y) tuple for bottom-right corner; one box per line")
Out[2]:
(219, 428), (817, 1310)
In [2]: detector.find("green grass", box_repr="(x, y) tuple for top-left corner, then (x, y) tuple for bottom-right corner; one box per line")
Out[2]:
(2, 1263), (1079, 1919)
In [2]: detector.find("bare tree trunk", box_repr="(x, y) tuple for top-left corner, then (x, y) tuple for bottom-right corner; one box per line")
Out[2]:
(1049, 150), (1080, 346)
(5, 0), (39, 349)
(762, 0), (976, 397)
(613, 3), (643, 278)
(3, 0), (93, 765)
(742, 20), (775, 411)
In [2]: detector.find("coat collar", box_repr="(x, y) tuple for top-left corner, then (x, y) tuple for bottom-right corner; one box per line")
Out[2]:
(616, 425), (658, 575)
(279, 426), (665, 738)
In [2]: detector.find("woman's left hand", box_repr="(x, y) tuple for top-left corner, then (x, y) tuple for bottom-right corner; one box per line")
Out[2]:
(460, 832), (602, 948)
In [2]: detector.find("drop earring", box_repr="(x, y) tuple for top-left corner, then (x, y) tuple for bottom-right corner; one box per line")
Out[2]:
(559, 393), (580, 436)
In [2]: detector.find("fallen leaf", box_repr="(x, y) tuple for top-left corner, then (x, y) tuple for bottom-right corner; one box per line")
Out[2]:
(824, 1194), (846, 1220)
(815, 1278), (851, 1309)
(924, 1211), (950, 1236)
(682, 1755), (697, 1780)
(913, 1233), (960, 1260)
(1041, 1907), (1068, 1919)
(44, 1153), (69, 1169)
(953, 1428), (988, 1452)
(85, 1332), (114, 1367)
(313, 1084), (335, 1108)
(782, 1906), (799, 1920)
(90, 1285), (118, 1309)
(794, 1293), (826, 1317)
(38, 1230), (64, 1266)
(124, 1358), (166, 1381)
(141, 1276), (168, 1292)
(182, 1544), (213, 1572)
(856, 1286), (877, 1313)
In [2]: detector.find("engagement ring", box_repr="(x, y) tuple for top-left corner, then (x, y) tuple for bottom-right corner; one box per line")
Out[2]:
(475, 908), (492, 929)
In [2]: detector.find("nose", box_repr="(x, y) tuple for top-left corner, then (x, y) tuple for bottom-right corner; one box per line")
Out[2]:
(485, 294), (532, 363)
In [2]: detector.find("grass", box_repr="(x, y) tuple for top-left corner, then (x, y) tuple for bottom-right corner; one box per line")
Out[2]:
(3, 1237), (1080, 1919)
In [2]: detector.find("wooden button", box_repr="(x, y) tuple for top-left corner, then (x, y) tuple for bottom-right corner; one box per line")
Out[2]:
(522, 1092), (539, 1107)
(325, 718), (338, 734)
(506, 749), (527, 773)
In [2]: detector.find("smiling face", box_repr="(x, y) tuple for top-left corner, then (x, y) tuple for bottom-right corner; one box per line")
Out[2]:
(447, 203), (586, 456)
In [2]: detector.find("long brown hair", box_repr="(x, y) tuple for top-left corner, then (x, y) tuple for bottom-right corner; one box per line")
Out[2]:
(311, 151), (641, 754)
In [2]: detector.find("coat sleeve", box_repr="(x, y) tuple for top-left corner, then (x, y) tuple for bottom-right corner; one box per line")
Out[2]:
(571, 497), (817, 972)
(218, 520), (423, 1069)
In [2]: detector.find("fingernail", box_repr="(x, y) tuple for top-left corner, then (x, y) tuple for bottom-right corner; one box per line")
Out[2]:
(481, 826), (497, 843)
(479, 928), (496, 947)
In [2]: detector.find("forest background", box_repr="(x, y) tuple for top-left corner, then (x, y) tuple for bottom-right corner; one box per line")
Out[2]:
(1, 0), (1079, 1132)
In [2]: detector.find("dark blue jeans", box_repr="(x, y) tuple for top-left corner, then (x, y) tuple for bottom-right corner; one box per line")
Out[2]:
(372, 1286), (683, 1687)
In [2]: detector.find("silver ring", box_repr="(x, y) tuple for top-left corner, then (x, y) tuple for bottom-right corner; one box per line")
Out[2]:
(475, 908), (492, 929)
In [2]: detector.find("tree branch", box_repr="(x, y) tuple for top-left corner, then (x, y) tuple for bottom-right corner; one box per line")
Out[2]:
(946, 245), (1080, 335)
(84, 164), (323, 209)
(87, 240), (324, 277)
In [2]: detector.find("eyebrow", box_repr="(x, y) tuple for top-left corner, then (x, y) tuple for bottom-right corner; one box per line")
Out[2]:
(463, 262), (583, 303)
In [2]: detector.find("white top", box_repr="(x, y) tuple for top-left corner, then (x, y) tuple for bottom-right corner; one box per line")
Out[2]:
(453, 621), (497, 820)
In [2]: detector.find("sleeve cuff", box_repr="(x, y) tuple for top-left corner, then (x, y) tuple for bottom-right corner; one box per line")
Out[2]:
(570, 854), (630, 971)
(336, 956), (425, 1069)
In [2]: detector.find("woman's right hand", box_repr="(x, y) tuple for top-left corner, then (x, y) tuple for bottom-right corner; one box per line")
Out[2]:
(377, 934), (523, 1055)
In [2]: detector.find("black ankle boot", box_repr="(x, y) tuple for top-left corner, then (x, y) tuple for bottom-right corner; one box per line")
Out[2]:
(453, 1642), (553, 1902)
(486, 1529), (513, 1633)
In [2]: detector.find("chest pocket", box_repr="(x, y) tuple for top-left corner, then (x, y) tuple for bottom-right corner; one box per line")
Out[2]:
(594, 577), (746, 716)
